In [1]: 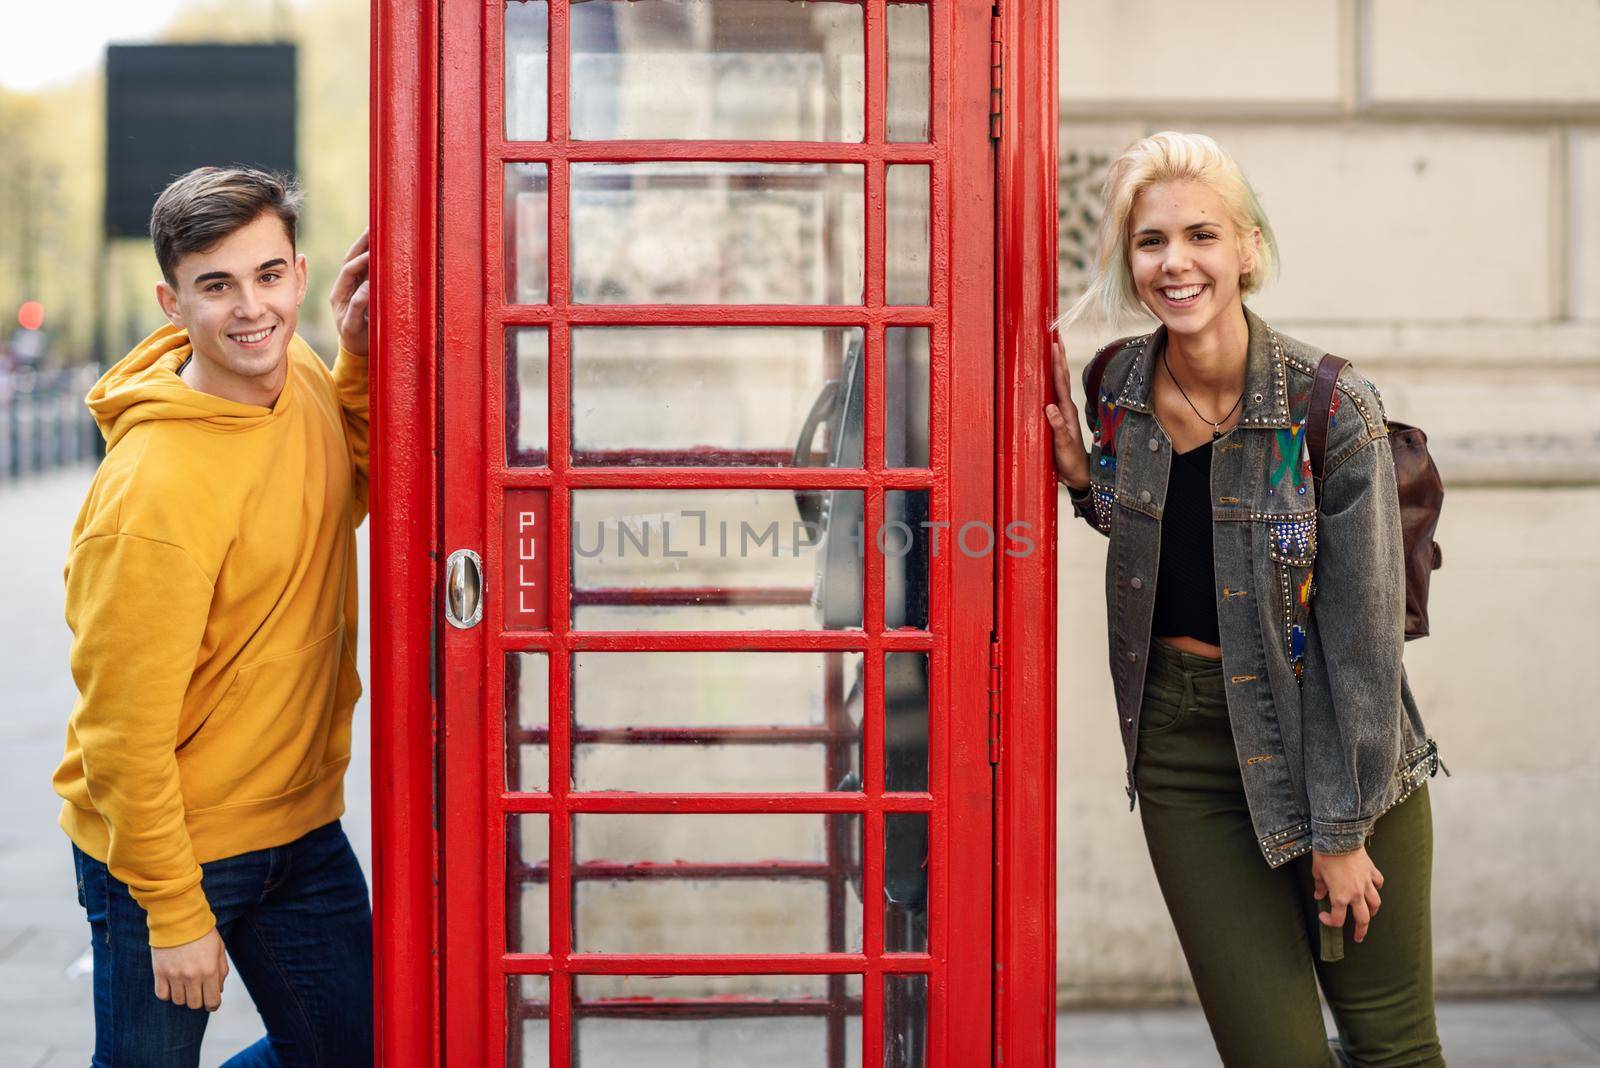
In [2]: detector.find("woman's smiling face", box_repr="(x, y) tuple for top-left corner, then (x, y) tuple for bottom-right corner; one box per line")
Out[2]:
(1127, 179), (1259, 337)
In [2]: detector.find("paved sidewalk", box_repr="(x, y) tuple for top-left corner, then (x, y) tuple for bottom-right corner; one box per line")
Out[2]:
(1058, 995), (1600, 1067)
(3, 468), (1596, 1066)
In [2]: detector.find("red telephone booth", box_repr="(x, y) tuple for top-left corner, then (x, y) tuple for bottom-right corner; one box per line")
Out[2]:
(370, 2), (1059, 1063)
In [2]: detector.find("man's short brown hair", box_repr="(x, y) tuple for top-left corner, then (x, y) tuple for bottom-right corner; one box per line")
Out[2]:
(149, 166), (303, 286)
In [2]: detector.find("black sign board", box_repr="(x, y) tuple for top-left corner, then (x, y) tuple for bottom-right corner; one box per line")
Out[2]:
(104, 44), (297, 238)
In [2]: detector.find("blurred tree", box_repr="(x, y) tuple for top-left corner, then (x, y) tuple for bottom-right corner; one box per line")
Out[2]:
(0, 87), (91, 363)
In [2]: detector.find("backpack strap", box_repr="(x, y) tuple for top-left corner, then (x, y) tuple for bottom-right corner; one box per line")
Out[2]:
(1082, 337), (1132, 426)
(1307, 353), (1349, 506)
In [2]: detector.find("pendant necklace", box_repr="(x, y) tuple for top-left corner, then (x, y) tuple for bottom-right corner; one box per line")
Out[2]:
(1162, 351), (1243, 440)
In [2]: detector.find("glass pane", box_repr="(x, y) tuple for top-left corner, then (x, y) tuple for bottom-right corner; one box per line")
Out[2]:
(506, 974), (551, 1068)
(573, 814), (862, 953)
(508, 815), (551, 953)
(505, 1), (549, 141)
(505, 164), (550, 304)
(885, 165), (930, 305)
(571, 0), (865, 142)
(573, 651), (863, 792)
(570, 489), (865, 631)
(506, 328), (550, 466)
(883, 974), (928, 1068)
(882, 490), (930, 632)
(883, 813), (927, 953)
(571, 327), (864, 468)
(574, 974), (862, 1067)
(886, 4), (931, 143)
(571, 162), (864, 305)
(883, 652), (928, 793)
(505, 652), (550, 792)
(884, 327), (929, 469)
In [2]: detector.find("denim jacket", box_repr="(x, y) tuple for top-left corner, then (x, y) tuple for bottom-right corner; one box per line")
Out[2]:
(1066, 306), (1445, 864)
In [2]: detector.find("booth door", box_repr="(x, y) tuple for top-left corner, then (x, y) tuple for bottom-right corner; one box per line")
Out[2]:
(438, 2), (996, 1064)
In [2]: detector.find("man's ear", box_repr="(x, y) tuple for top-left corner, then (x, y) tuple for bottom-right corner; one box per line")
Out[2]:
(294, 252), (309, 306)
(156, 280), (185, 328)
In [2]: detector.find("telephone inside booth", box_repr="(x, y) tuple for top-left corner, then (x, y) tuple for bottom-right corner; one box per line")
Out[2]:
(795, 334), (931, 1063)
(797, 330), (931, 632)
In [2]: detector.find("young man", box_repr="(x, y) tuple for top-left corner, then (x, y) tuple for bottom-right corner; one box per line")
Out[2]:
(53, 166), (374, 1067)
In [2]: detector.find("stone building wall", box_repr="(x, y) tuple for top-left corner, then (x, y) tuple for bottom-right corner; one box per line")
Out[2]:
(1055, 0), (1600, 1001)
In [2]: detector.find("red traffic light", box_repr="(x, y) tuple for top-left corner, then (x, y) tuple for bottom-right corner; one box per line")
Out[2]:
(17, 301), (44, 331)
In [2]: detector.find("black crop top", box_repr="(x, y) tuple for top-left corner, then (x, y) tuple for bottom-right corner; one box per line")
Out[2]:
(1151, 440), (1221, 645)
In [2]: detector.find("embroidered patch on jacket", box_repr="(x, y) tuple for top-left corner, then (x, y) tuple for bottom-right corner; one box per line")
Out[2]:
(1095, 395), (1127, 463)
(1270, 515), (1317, 560)
(1279, 566), (1313, 682)
(1092, 484), (1115, 533)
(1269, 422), (1311, 497)
(1270, 516), (1317, 681)
(1361, 376), (1382, 403)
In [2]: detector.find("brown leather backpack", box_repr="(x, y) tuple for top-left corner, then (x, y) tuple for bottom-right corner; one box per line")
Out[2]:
(1307, 354), (1444, 641)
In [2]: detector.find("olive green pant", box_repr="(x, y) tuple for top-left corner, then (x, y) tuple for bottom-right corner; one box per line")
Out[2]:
(1135, 637), (1445, 1068)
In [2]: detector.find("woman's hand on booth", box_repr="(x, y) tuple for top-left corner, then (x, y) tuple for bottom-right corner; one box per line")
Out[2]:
(330, 227), (371, 357)
(1045, 327), (1091, 491)
(1313, 846), (1385, 944)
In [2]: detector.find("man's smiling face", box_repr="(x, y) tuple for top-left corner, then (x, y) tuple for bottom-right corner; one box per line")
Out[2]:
(156, 210), (308, 402)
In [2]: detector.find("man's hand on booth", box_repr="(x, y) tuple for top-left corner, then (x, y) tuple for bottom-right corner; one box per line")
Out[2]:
(151, 926), (230, 1012)
(331, 227), (371, 357)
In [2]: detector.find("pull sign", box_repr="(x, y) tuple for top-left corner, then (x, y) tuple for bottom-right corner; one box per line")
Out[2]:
(503, 489), (549, 630)
(444, 549), (484, 629)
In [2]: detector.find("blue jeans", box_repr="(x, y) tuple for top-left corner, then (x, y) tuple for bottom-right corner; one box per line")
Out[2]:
(72, 819), (374, 1068)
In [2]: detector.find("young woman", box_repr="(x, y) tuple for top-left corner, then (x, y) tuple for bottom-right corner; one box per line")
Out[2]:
(1045, 132), (1448, 1067)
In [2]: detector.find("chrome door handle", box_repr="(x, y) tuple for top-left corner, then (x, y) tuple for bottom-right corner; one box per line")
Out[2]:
(444, 548), (484, 629)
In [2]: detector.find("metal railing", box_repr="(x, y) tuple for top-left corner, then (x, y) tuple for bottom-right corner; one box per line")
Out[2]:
(0, 365), (101, 481)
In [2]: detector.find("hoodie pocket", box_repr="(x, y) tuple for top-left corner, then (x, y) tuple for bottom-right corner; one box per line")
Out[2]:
(178, 625), (346, 813)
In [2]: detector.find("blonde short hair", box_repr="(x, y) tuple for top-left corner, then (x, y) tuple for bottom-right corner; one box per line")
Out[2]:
(1055, 131), (1278, 331)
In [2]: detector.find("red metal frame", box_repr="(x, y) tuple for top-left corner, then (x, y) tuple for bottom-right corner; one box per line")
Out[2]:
(370, 0), (439, 1063)
(373, 0), (1060, 1063)
(994, 0), (1061, 1061)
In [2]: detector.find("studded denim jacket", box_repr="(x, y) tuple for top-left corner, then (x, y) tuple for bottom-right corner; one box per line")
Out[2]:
(1066, 306), (1445, 864)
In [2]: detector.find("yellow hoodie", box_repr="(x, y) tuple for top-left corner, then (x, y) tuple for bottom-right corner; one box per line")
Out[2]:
(53, 323), (369, 947)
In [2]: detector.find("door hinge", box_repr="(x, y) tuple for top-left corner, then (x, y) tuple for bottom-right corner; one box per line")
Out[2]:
(987, 636), (1002, 764)
(989, 9), (1003, 141)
